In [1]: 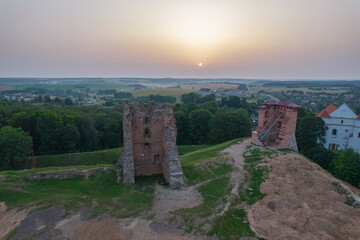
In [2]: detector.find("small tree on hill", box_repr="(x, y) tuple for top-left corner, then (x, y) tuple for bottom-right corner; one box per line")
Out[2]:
(296, 113), (327, 153)
(0, 126), (33, 170)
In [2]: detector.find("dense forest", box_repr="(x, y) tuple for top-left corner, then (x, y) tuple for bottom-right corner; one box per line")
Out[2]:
(0, 93), (254, 170)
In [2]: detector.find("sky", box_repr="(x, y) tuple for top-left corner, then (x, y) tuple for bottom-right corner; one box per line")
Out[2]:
(0, 0), (360, 79)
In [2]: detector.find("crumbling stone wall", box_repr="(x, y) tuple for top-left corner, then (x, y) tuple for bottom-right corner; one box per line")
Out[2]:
(120, 101), (186, 189)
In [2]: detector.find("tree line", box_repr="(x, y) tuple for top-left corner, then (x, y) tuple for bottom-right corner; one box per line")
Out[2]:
(0, 100), (123, 156)
(0, 94), (253, 170)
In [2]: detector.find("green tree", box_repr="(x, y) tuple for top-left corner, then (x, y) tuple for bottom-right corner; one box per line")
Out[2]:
(232, 108), (252, 138)
(204, 101), (219, 114)
(181, 92), (200, 104)
(99, 118), (122, 149)
(77, 115), (99, 151)
(236, 84), (248, 91)
(209, 109), (234, 143)
(306, 146), (335, 170)
(296, 114), (327, 153)
(355, 105), (360, 115)
(0, 126), (33, 170)
(36, 110), (63, 154)
(8, 111), (41, 154)
(330, 149), (360, 188)
(58, 124), (80, 153)
(174, 111), (190, 145)
(64, 98), (74, 106)
(44, 95), (51, 102)
(189, 109), (213, 144)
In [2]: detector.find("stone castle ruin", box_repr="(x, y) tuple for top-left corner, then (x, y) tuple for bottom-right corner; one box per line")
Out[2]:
(119, 101), (187, 189)
(250, 100), (299, 151)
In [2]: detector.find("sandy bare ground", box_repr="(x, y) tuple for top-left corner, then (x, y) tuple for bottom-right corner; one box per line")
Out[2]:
(219, 139), (250, 215)
(153, 184), (203, 223)
(248, 151), (360, 240)
(0, 202), (29, 239)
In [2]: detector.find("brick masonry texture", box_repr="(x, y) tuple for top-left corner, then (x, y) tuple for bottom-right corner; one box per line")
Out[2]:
(251, 101), (299, 151)
(119, 101), (187, 189)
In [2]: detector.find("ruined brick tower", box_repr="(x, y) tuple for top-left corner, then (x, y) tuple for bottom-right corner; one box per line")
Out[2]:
(251, 100), (299, 151)
(120, 101), (187, 189)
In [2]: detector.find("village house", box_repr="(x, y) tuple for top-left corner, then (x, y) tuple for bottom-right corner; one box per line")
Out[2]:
(317, 104), (360, 152)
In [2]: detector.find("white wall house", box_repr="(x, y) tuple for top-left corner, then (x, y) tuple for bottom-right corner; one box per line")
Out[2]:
(317, 104), (360, 153)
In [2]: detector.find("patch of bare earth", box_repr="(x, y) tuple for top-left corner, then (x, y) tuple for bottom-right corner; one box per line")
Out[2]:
(153, 184), (203, 222)
(0, 202), (29, 239)
(248, 151), (360, 240)
(219, 139), (249, 215)
(74, 218), (133, 240)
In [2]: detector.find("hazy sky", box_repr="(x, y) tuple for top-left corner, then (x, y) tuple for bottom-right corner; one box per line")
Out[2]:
(1, 0), (360, 79)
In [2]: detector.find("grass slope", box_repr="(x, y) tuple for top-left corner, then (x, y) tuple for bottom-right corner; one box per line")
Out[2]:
(30, 148), (122, 168)
(28, 145), (211, 169)
(1, 138), (270, 240)
(0, 171), (156, 218)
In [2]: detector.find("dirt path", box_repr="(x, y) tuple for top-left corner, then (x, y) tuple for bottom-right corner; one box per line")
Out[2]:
(219, 139), (250, 215)
(153, 184), (203, 223)
(0, 202), (29, 239)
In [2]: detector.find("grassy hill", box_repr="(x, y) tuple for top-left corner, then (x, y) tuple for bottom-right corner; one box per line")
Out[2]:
(1, 139), (264, 240)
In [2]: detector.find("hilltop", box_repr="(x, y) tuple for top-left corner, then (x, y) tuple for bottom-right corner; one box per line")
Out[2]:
(0, 139), (360, 240)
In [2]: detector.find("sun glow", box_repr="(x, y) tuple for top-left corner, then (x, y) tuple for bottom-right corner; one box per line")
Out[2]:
(169, 6), (227, 49)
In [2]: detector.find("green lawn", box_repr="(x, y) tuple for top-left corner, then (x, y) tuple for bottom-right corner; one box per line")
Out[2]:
(29, 145), (213, 169)
(30, 148), (122, 168)
(180, 138), (242, 166)
(0, 171), (156, 218)
(177, 145), (212, 156)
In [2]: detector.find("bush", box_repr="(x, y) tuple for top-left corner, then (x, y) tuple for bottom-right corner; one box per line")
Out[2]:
(306, 146), (335, 170)
(330, 148), (360, 188)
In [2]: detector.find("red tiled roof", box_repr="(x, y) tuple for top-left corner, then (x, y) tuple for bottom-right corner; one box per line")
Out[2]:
(316, 104), (337, 117)
(263, 100), (300, 108)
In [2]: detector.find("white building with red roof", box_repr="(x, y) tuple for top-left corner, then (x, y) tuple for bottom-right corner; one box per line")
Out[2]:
(317, 104), (360, 152)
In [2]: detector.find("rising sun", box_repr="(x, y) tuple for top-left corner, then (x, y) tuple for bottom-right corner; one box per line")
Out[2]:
(198, 63), (203, 67)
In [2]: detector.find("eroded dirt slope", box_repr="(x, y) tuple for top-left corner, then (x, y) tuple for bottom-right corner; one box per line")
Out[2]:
(248, 151), (360, 240)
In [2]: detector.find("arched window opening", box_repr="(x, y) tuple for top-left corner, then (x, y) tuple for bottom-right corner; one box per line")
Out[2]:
(332, 129), (337, 136)
(145, 117), (149, 124)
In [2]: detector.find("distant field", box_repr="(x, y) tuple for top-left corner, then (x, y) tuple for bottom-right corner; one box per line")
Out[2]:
(132, 88), (193, 98)
(246, 98), (257, 103)
(251, 86), (349, 94)
(12, 83), (132, 91)
(0, 84), (11, 91)
(181, 83), (239, 90)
